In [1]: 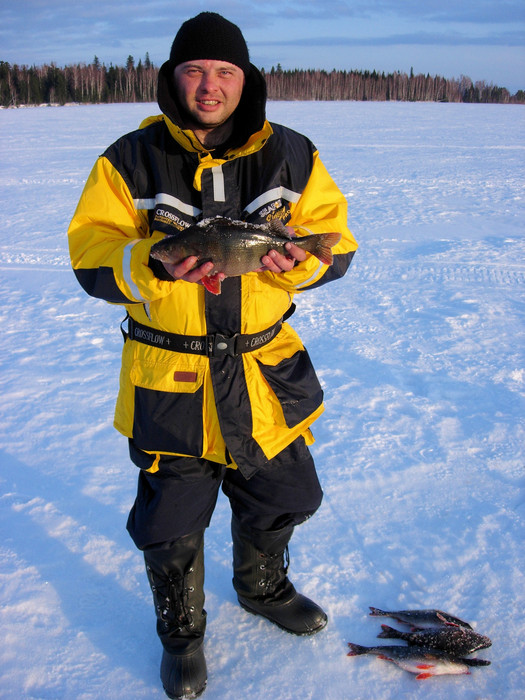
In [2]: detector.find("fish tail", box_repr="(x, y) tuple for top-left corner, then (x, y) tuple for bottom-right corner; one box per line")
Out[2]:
(347, 643), (369, 656)
(312, 231), (342, 265)
(369, 607), (388, 617)
(377, 625), (402, 640)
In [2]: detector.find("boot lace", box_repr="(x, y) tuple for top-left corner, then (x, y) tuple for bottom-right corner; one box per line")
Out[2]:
(257, 546), (290, 593)
(147, 565), (196, 632)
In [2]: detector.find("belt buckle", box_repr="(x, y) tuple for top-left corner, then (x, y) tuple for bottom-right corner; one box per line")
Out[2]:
(209, 333), (239, 357)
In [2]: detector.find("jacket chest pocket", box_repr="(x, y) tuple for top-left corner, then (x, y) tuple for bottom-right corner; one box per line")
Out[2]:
(130, 358), (206, 456)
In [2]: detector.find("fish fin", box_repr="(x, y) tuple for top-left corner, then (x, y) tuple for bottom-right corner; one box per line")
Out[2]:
(201, 274), (222, 295)
(437, 612), (459, 628)
(313, 232), (342, 265)
(347, 643), (368, 656)
(416, 664), (435, 670)
(438, 612), (472, 629)
(415, 672), (434, 680)
(377, 625), (401, 639)
(267, 219), (291, 237)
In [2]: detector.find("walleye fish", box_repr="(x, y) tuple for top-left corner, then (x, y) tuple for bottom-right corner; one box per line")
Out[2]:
(369, 606), (473, 630)
(377, 623), (492, 656)
(347, 643), (490, 680)
(150, 217), (342, 295)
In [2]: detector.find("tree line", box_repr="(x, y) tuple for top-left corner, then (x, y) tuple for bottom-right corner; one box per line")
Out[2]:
(0, 55), (157, 107)
(1, 56), (523, 107)
(264, 65), (523, 104)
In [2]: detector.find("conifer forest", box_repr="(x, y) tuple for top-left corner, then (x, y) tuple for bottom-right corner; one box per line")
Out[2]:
(1, 55), (523, 107)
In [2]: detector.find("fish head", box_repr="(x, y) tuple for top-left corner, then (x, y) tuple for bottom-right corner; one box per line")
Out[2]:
(150, 234), (203, 266)
(471, 633), (492, 651)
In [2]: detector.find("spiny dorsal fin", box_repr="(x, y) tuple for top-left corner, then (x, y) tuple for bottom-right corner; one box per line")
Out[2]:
(267, 219), (292, 237)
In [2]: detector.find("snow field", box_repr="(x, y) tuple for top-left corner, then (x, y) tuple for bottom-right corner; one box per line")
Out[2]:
(0, 100), (524, 698)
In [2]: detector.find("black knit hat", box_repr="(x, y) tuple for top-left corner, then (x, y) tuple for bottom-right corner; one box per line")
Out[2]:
(169, 12), (251, 76)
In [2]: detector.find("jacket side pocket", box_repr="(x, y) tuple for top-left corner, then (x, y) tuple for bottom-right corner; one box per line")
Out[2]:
(257, 349), (323, 429)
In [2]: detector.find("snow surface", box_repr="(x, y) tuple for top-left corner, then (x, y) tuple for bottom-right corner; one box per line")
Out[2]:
(0, 101), (524, 699)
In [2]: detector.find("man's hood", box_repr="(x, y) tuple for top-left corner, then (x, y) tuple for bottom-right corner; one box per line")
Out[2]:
(157, 60), (267, 151)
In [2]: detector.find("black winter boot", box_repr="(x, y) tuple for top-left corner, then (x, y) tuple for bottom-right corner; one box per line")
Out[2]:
(231, 515), (327, 636)
(144, 531), (207, 699)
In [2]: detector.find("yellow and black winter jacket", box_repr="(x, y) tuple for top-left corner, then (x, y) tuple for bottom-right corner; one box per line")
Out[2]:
(68, 62), (358, 477)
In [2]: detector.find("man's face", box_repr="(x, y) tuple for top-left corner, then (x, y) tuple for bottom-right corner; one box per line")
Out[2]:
(174, 59), (245, 134)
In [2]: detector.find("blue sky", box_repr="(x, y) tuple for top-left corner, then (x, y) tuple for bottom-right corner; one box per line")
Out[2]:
(1, 1), (524, 93)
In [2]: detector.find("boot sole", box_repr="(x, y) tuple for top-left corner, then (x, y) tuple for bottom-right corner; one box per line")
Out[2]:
(238, 599), (328, 636)
(164, 683), (206, 700)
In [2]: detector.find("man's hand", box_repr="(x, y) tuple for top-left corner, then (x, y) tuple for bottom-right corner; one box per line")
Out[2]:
(162, 256), (225, 286)
(258, 226), (307, 273)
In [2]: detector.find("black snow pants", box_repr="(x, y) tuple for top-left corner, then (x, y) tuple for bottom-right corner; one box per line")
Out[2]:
(126, 436), (323, 550)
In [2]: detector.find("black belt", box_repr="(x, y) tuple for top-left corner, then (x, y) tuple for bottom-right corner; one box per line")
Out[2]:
(127, 317), (283, 357)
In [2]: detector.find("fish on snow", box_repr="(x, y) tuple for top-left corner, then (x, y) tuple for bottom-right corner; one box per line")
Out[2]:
(347, 643), (490, 680)
(369, 606), (472, 629)
(377, 623), (491, 656)
(150, 217), (341, 294)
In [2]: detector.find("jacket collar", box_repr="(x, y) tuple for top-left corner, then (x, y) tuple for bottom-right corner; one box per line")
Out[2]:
(139, 113), (274, 162)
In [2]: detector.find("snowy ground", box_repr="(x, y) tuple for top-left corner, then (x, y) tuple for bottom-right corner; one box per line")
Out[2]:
(0, 101), (524, 699)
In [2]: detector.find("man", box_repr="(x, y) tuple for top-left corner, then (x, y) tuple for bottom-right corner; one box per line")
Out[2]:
(68, 12), (357, 700)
